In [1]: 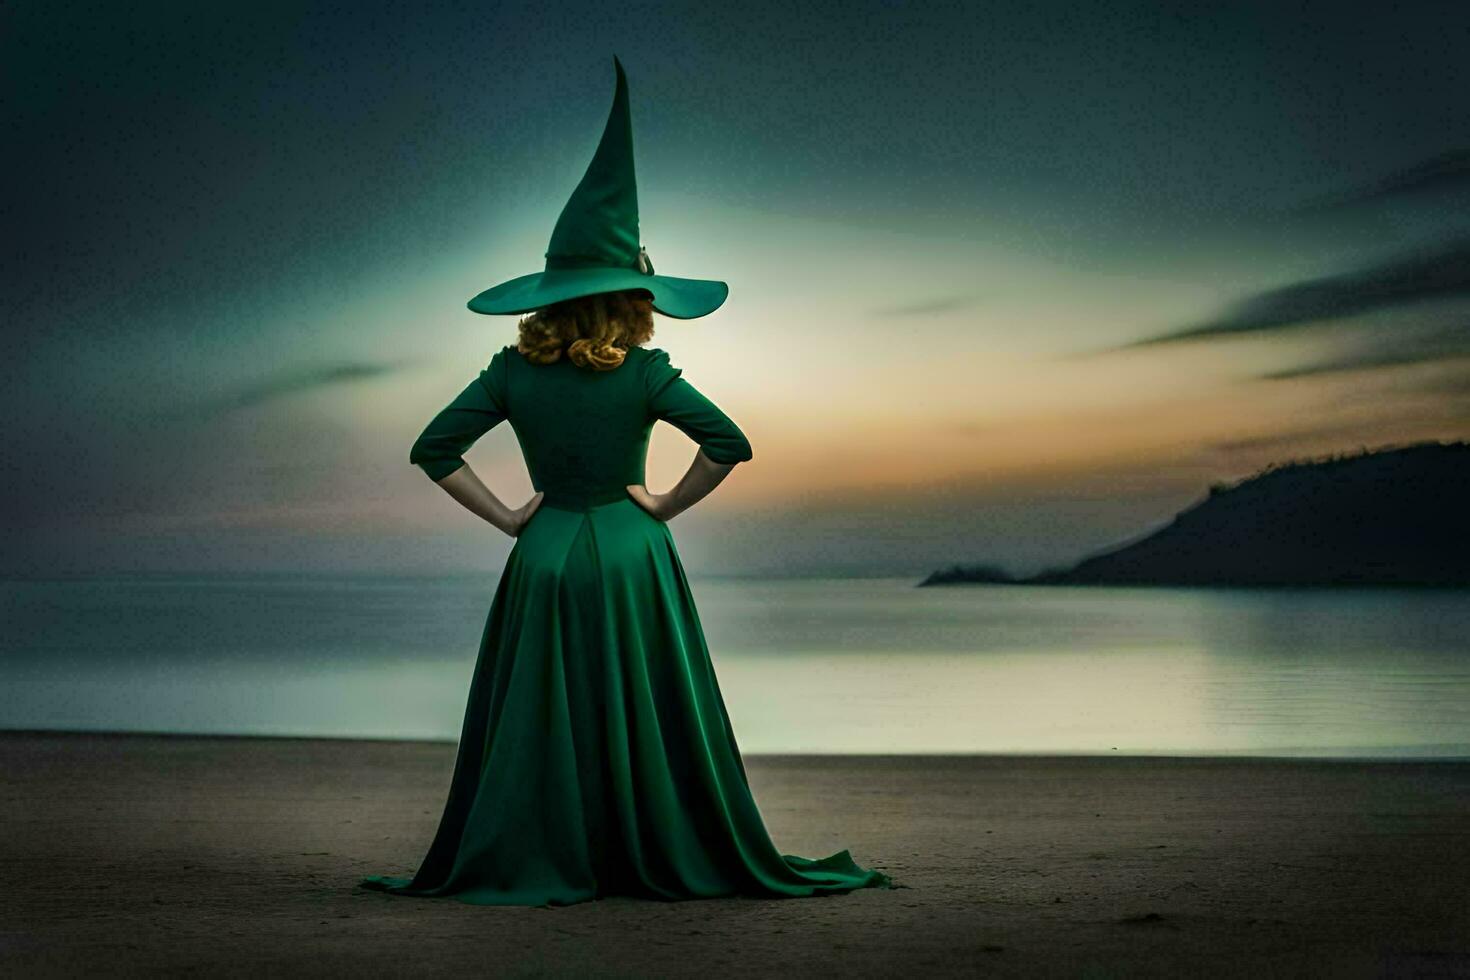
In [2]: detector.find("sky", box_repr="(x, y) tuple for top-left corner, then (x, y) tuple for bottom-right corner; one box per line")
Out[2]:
(5, 0), (1470, 579)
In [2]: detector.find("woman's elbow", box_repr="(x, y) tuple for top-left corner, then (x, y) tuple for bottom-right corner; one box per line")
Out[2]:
(409, 439), (461, 481)
(705, 435), (753, 465)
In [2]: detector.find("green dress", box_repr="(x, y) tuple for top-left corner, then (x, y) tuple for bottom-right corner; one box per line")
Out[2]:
(361, 344), (892, 906)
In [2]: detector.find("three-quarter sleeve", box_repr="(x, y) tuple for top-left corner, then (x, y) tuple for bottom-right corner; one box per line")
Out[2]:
(409, 351), (509, 482)
(643, 348), (753, 465)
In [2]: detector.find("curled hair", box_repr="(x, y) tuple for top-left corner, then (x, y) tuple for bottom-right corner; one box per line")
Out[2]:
(515, 289), (655, 371)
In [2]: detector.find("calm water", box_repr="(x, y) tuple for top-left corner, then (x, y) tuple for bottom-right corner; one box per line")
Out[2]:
(2, 574), (1468, 756)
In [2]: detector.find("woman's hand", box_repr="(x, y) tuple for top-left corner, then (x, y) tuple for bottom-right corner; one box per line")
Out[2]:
(625, 484), (675, 521)
(503, 491), (545, 537)
(626, 450), (739, 523)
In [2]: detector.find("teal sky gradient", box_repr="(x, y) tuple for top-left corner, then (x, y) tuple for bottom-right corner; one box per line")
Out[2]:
(6, 1), (1470, 577)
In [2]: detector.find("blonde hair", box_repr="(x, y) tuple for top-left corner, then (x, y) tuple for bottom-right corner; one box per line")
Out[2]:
(515, 289), (655, 371)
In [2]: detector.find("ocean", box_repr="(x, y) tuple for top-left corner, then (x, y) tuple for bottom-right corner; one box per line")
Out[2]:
(3, 573), (1468, 756)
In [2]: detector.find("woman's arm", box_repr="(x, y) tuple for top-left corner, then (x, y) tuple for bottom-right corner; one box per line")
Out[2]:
(627, 349), (752, 520)
(433, 466), (543, 537)
(626, 448), (737, 522)
(410, 351), (542, 537)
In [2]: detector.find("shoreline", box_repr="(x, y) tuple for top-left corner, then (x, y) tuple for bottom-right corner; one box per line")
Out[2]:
(6, 728), (1469, 762)
(3, 731), (1468, 975)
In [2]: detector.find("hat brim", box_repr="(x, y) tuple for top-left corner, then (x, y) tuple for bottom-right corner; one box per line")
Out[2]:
(467, 267), (728, 320)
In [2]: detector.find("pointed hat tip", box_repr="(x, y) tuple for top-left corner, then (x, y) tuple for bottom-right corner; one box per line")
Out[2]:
(610, 55), (628, 98)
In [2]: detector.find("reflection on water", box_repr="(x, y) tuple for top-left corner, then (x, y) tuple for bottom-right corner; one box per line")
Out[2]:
(2, 574), (1468, 756)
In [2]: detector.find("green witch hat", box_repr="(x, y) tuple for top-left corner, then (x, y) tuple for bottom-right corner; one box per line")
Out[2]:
(467, 55), (728, 320)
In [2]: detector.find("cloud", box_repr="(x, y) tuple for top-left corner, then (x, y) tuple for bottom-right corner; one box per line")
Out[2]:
(942, 420), (1004, 438)
(1208, 418), (1464, 456)
(1207, 422), (1385, 455)
(871, 293), (983, 317)
(1259, 325), (1470, 380)
(1350, 362), (1470, 401)
(1424, 372), (1470, 397)
(1109, 238), (1470, 350)
(218, 360), (413, 412)
(1290, 149), (1470, 213)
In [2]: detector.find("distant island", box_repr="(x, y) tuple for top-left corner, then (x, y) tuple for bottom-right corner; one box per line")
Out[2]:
(920, 440), (1470, 588)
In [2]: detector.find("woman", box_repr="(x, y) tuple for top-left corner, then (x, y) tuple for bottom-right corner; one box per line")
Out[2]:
(361, 56), (890, 906)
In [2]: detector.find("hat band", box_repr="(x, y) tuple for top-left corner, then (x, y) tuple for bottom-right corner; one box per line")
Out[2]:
(543, 249), (654, 275)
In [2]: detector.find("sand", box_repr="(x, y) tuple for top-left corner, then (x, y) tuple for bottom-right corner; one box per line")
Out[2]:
(1, 732), (1467, 977)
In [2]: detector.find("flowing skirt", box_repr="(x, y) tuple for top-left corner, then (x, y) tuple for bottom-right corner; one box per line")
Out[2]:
(361, 497), (892, 906)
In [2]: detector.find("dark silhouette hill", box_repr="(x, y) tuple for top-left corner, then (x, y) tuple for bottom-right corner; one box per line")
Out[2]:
(921, 440), (1470, 587)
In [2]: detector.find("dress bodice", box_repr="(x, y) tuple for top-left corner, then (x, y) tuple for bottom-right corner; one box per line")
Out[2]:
(409, 345), (752, 510)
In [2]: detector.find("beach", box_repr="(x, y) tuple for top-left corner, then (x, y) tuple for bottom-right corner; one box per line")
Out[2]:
(2, 732), (1467, 977)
